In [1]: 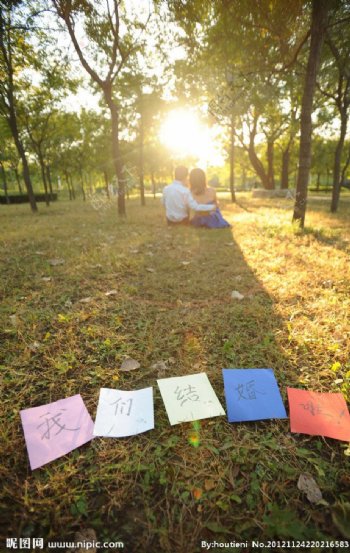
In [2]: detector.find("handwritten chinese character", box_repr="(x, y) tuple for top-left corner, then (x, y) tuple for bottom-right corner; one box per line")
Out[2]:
(235, 380), (266, 401)
(174, 385), (200, 407)
(299, 401), (333, 419)
(36, 409), (80, 440)
(110, 397), (133, 416)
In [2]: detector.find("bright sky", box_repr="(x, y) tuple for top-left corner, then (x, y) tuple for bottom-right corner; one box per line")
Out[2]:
(159, 109), (226, 168)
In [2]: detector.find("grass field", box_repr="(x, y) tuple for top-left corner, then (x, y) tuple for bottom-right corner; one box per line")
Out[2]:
(1, 193), (350, 552)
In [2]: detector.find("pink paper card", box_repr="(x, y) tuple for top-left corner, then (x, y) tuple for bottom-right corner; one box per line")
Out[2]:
(20, 394), (94, 470)
(287, 388), (350, 441)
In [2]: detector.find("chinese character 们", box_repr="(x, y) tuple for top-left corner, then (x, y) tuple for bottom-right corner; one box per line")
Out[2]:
(174, 385), (200, 407)
(235, 380), (266, 401)
(110, 397), (133, 416)
(36, 409), (80, 440)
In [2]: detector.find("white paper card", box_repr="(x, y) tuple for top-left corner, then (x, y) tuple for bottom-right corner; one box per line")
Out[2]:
(157, 373), (225, 425)
(93, 387), (154, 437)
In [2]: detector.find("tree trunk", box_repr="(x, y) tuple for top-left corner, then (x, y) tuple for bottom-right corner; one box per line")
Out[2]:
(46, 165), (53, 198)
(104, 87), (126, 215)
(151, 172), (156, 199)
(80, 170), (86, 201)
(292, 0), (329, 227)
(69, 174), (76, 199)
(248, 143), (270, 189)
(267, 141), (275, 189)
(247, 114), (270, 189)
(8, 113), (37, 212)
(14, 167), (22, 194)
(38, 152), (50, 206)
(316, 172), (321, 191)
(281, 147), (290, 189)
(0, 160), (10, 204)
(139, 96), (145, 206)
(331, 108), (348, 212)
(242, 168), (246, 189)
(229, 119), (236, 202)
(103, 170), (110, 199)
(65, 170), (72, 200)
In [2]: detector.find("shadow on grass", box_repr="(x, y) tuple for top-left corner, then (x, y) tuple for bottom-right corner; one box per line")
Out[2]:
(0, 201), (348, 552)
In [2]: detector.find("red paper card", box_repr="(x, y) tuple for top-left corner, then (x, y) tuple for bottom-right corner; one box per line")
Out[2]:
(287, 388), (350, 441)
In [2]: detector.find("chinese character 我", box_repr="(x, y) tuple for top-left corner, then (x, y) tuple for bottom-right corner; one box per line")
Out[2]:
(36, 409), (80, 440)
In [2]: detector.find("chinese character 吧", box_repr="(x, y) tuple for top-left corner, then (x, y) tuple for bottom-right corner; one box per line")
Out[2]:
(299, 401), (333, 419)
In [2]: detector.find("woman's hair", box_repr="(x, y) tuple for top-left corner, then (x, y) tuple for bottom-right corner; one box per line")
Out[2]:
(190, 168), (206, 195)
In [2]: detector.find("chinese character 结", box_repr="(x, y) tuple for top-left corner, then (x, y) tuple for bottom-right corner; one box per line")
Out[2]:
(174, 385), (200, 407)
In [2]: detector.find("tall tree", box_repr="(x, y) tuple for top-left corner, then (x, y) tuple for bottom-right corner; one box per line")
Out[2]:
(320, 7), (350, 212)
(292, 0), (330, 227)
(52, 0), (151, 216)
(0, 0), (37, 211)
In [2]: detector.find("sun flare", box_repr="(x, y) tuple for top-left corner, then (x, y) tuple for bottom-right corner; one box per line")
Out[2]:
(159, 109), (224, 167)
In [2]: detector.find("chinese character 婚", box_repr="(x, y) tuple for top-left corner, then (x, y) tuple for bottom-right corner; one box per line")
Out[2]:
(235, 380), (266, 401)
(36, 409), (80, 440)
(174, 385), (200, 407)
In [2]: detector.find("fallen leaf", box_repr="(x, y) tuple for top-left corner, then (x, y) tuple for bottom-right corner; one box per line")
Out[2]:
(146, 268), (155, 273)
(297, 473), (323, 504)
(231, 290), (244, 300)
(9, 314), (18, 326)
(42, 277), (52, 282)
(35, 251), (45, 255)
(204, 479), (216, 491)
(181, 261), (191, 266)
(48, 258), (65, 266)
(105, 290), (118, 296)
(151, 361), (169, 372)
(29, 341), (41, 351)
(192, 488), (202, 500)
(225, 242), (234, 246)
(79, 297), (92, 303)
(120, 358), (140, 372)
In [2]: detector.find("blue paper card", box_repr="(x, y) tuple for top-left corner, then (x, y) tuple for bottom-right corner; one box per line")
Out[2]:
(222, 368), (287, 422)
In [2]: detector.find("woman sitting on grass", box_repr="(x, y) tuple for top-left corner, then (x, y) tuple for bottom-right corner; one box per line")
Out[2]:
(189, 168), (231, 229)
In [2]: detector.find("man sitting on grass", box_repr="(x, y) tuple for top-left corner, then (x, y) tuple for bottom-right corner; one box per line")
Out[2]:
(162, 166), (216, 225)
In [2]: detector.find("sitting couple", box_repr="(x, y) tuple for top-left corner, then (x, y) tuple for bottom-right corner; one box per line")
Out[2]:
(162, 166), (230, 229)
